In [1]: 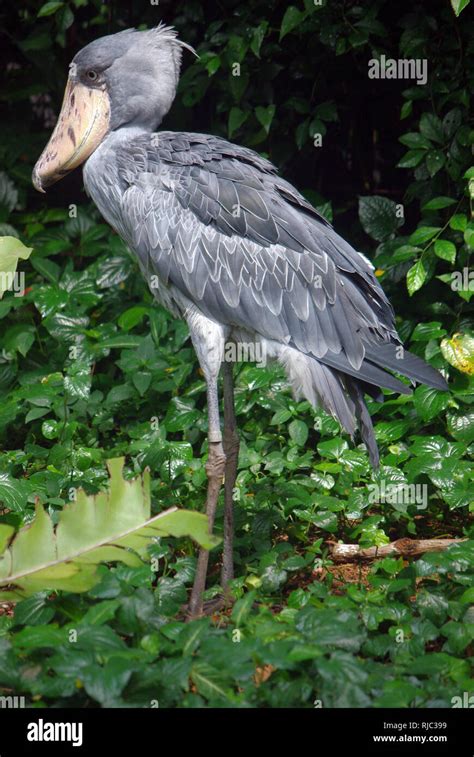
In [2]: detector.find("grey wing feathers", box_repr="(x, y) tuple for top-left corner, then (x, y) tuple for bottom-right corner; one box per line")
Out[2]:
(116, 131), (448, 464)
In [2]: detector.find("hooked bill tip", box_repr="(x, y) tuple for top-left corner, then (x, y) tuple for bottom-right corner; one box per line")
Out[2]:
(32, 167), (46, 194)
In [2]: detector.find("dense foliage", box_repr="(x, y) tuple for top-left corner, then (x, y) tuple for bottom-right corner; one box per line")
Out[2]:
(0, 0), (472, 707)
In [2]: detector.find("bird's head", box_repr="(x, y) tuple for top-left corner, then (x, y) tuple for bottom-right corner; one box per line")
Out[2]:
(32, 24), (195, 192)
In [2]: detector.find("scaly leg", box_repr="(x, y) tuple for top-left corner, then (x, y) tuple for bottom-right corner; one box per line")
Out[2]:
(221, 359), (239, 594)
(188, 376), (226, 618)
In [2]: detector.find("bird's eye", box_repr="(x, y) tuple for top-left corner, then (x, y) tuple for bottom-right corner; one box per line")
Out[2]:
(86, 70), (98, 81)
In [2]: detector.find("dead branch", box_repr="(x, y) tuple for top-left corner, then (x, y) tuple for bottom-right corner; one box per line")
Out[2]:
(328, 537), (466, 563)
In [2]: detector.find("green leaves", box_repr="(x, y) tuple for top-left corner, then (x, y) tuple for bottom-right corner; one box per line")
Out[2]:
(358, 196), (404, 242)
(422, 197), (457, 211)
(419, 113), (445, 144)
(295, 607), (366, 652)
(451, 0), (471, 16)
(37, 2), (64, 17)
(441, 334), (474, 375)
(288, 419), (308, 446)
(425, 149), (445, 177)
(447, 412), (474, 443)
(280, 6), (304, 40)
(406, 258), (428, 295)
(408, 227), (441, 246)
(413, 385), (450, 422)
(255, 105), (276, 134)
(228, 107), (248, 138)
(434, 239), (456, 264)
(0, 237), (32, 298)
(0, 458), (219, 599)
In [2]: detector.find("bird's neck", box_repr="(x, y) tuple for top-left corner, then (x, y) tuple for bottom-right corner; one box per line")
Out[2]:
(83, 127), (145, 234)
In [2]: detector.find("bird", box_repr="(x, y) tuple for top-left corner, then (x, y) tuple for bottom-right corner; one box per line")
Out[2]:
(32, 24), (448, 618)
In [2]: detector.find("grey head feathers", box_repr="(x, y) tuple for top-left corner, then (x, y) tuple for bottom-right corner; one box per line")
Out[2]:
(72, 23), (196, 131)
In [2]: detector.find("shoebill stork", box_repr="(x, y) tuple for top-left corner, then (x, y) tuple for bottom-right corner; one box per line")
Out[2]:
(32, 24), (448, 617)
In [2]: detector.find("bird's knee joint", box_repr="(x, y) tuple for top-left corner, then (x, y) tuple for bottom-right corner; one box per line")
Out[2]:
(206, 442), (226, 479)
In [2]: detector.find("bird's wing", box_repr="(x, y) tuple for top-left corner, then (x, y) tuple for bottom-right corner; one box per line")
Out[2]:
(116, 131), (446, 393)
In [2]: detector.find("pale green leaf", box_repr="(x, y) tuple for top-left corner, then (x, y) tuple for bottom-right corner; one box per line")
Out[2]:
(0, 458), (219, 599)
(0, 237), (33, 298)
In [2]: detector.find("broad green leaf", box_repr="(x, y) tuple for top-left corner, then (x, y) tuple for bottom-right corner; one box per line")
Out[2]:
(419, 113), (445, 144)
(81, 600), (121, 626)
(0, 237), (33, 298)
(449, 214), (467, 232)
(443, 108), (462, 139)
(280, 6), (303, 40)
(250, 21), (268, 58)
(464, 227), (474, 250)
(447, 413), (474, 443)
(270, 408), (292, 424)
(288, 419), (308, 446)
(425, 149), (445, 177)
(434, 239), (456, 264)
(411, 321), (446, 342)
(408, 226), (441, 245)
(358, 196), (404, 242)
(3, 324), (35, 356)
(397, 149), (425, 168)
(0, 458), (219, 599)
(311, 511), (338, 532)
(422, 196), (456, 211)
(132, 371), (152, 396)
(413, 385), (449, 422)
(407, 259), (428, 295)
(228, 107), (248, 138)
(64, 360), (92, 400)
(451, 0), (470, 16)
(295, 607), (366, 651)
(81, 657), (133, 705)
(231, 590), (256, 626)
(317, 437), (348, 459)
(255, 105), (276, 134)
(0, 477), (34, 514)
(191, 662), (231, 701)
(400, 100), (412, 119)
(37, 2), (64, 16)
(13, 593), (54, 627)
(399, 132), (431, 149)
(441, 334), (474, 375)
(118, 306), (149, 331)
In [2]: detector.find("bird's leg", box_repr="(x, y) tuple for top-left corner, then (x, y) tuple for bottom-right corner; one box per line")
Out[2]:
(221, 359), (239, 597)
(188, 376), (226, 619)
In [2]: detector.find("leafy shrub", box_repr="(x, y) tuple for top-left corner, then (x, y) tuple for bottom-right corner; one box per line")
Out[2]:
(0, 0), (472, 707)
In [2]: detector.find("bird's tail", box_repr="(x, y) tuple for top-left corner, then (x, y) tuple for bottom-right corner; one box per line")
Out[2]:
(278, 346), (380, 467)
(276, 333), (448, 468)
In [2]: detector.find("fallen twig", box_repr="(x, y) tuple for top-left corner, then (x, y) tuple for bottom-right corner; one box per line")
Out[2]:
(328, 537), (466, 563)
